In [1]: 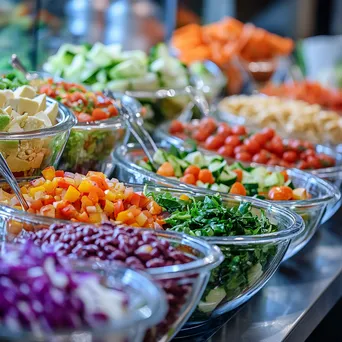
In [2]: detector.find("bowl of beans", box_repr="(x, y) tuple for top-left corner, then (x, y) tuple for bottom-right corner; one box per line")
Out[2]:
(112, 143), (341, 259)
(0, 241), (167, 342)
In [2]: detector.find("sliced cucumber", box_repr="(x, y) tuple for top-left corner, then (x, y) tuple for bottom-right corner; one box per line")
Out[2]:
(218, 170), (237, 186)
(184, 151), (204, 167)
(138, 160), (153, 171)
(167, 155), (182, 177)
(264, 173), (282, 188)
(213, 183), (229, 193)
(198, 287), (226, 313)
(285, 180), (295, 189)
(153, 149), (167, 165)
(209, 160), (227, 178)
(204, 155), (224, 165)
(244, 183), (259, 196)
(227, 162), (245, 171)
(196, 180), (210, 189)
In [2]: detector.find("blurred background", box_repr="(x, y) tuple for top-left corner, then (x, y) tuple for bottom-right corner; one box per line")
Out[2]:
(1, 0), (341, 70)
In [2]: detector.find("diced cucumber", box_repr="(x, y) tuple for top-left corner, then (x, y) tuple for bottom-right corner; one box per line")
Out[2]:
(285, 180), (295, 189)
(153, 149), (167, 165)
(209, 160), (227, 177)
(244, 183), (259, 196)
(63, 54), (86, 82)
(196, 180), (210, 189)
(167, 155), (182, 177)
(227, 162), (245, 171)
(87, 42), (114, 66)
(264, 172), (283, 188)
(250, 167), (268, 180)
(242, 170), (255, 184)
(138, 160), (153, 171)
(184, 151), (204, 167)
(106, 79), (129, 91)
(109, 60), (147, 80)
(198, 287), (226, 313)
(213, 183), (229, 193)
(150, 43), (170, 61)
(129, 73), (159, 91)
(218, 170), (237, 186)
(204, 155), (224, 165)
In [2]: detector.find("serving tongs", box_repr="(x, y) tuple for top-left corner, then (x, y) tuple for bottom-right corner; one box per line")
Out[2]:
(0, 153), (29, 211)
(105, 90), (159, 169)
(11, 54), (40, 81)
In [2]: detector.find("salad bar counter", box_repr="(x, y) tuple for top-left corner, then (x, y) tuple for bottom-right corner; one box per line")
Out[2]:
(0, 14), (342, 342)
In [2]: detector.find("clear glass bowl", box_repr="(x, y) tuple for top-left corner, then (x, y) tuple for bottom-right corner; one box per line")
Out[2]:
(154, 121), (342, 223)
(0, 245), (167, 342)
(0, 207), (222, 341)
(0, 97), (76, 177)
(112, 143), (341, 260)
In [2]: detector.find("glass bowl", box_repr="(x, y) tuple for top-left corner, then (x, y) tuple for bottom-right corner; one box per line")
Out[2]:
(112, 143), (341, 260)
(0, 97), (76, 177)
(0, 243), (167, 342)
(0, 206), (222, 341)
(154, 121), (342, 223)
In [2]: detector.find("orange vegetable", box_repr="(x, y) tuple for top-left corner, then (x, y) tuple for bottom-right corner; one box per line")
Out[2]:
(184, 165), (201, 178)
(198, 169), (215, 184)
(232, 169), (243, 182)
(41, 166), (55, 181)
(280, 171), (289, 182)
(229, 182), (247, 196)
(157, 162), (175, 177)
(268, 186), (293, 200)
(180, 174), (196, 185)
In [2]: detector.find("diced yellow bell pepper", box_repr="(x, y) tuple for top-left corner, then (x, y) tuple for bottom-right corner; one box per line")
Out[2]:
(180, 194), (190, 201)
(136, 212), (147, 226)
(42, 166), (56, 181)
(81, 195), (93, 208)
(20, 186), (28, 195)
(116, 210), (134, 223)
(103, 200), (115, 215)
(104, 190), (116, 202)
(29, 186), (46, 198)
(43, 180), (57, 194)
(63, 186), (81, 203)
(78, 180), (93, 193)
(89, 212), (102, 223)
(95, 204), (103, 212)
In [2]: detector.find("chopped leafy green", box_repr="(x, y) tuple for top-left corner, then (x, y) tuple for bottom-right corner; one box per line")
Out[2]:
(148, 191), (279, 317)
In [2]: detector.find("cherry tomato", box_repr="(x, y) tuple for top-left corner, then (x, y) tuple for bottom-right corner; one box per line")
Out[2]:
(77, 113), (93, 122)
(218, 145), (234, 157)
(225, 135), (241, 147)
(234, 145), (248, 154)
(229, 182), (247, 196)
(198, 169), (215, 184)
(302, 141), (314, 150)
(307, 156), (321, 169)
(269, 136), (284, 156)
(267, 158), (280, 166)
(231, 125), (247, 136)
(232, 169), (243, 182)
(169, 120), (184, 134)
(288, 139), (304, 152)
(251, 133), (267, 146)
(244, 139), (261, 155)
(201, 117), (217, 134)
(235, 152), (252, 162)
(282, 151), (297, 163)
(300, 149), (316, 160)
(184, 165), (201, 178)
(193, 129), (210, 142)
(180, 174), (196, 185)
(317, 154), (335, 167)
(261, 127), (275, 140)
(268, 186), (293, 200)
(297, 160), (310, 170)
(279, 160), (292, 168)
(252, 153), (268, 164)
(217, 123), (232, 137)
(204, 135), (225, 150)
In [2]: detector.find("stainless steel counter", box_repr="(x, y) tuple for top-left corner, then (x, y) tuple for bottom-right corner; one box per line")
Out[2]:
(176, 209), (342, 342)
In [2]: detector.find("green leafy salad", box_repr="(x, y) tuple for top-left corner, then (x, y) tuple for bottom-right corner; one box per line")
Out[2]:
(146, 190), (279, 317)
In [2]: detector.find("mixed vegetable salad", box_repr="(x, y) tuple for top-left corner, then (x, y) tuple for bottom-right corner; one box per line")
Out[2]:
(36, 79), (124, 174)
(169, 117), (336, 169)
(42, 42), (223, 125)
(138, 147), (311, 201)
